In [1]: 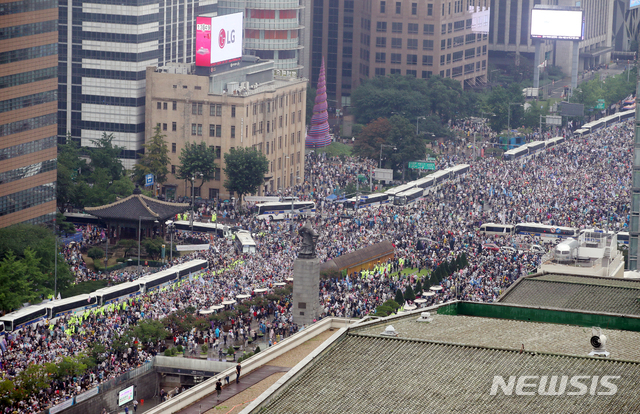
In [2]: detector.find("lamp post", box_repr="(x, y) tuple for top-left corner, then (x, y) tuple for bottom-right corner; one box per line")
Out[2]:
(379, 144), (396, 168)
(166, 220), (175, 262)
(479, 111), (496, 157)
(137, 215), (142, 273)
(416, 116), (426, 135)
(507, 103), (522, 134)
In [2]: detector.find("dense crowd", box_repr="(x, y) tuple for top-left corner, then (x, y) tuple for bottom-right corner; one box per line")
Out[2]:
(0, 118), (633, 413)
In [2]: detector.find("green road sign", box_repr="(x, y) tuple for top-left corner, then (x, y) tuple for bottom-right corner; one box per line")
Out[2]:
(595, 99), (605, 110)
(408, 161), (435, 170)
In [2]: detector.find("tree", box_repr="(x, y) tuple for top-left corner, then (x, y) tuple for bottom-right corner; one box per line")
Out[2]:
(56, 136), (88, 210)
(404, 285), (416, 302)
(141, 237), (165, 259)
(306, 83), (316, 126)
(13, 364), (51, 400)
(177, 142), (218, 194)
(132, 319), (170, 345)
(223, 147), (269, 204)
(89, 132), (125, 181)
(353, 118), (392, 161)
(394, 288), (405, 306)
(388, 115), (426, 180)
(133, 125), (171, 186)
(87, 247), (105, 261)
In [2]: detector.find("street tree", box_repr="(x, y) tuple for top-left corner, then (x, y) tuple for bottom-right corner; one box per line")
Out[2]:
(223, 146), (269, 204)
(133, 125), (171, 186)
(177, 142), (218, 195)
(387, 115), (426, 180)
(353, 117), (392, 162)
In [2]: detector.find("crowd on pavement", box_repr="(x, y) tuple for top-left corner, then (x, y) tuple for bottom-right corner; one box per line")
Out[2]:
(0, 117), (633, 413)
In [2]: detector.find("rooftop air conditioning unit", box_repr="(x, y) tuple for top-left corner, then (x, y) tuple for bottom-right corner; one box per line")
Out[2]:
(589, 327), (609, 357)
(416, 312), (433, 323)
(380, 325), (398, 337)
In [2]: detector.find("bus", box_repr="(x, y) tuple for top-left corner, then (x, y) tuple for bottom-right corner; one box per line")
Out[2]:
(0, 304), (49, 332)
(63, 212), (103, 226)
(45, 294), (99, 319)
(617, 231), (629, 245)
(579, 229), (629, 246)
(393, 187), (424, 206)
(235, 230), (257, 254)
(384, 183), (417, 202)
(514, 223), (577, 241)
(138, 259), (208, 293)
(479, 223), (515, 236)
(95, 281), (142, 306)
(255, 201), (316, 221)
(173, 221), (231, 238)
(344, 193), (390, 209)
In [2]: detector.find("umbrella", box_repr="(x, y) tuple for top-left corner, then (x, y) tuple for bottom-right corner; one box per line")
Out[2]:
(326, 194), (338, 200)
(223, 199), (230, 203)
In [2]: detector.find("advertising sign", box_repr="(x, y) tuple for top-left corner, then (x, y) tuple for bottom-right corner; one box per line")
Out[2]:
(196, 12), (243, 66)
(118, 385), (134, 406)
(531, 9), (583, 40)
(632, 0), (640, 10)
(408, 161), (436, 170)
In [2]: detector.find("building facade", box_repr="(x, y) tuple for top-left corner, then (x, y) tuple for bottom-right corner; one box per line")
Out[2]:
(309, 0), (489, 111)
(58, 0), (217, 169)
(219, 0), (305, 75)
(145, 60), (306, 201)
(0, 0), (59, 227)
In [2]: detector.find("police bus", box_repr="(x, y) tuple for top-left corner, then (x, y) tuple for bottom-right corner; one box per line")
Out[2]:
(255, 201), (316, 221)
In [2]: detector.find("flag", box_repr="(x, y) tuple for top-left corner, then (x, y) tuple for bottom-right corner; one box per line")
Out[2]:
(189, 272), (193, 283)
(57, 292), (61, 300)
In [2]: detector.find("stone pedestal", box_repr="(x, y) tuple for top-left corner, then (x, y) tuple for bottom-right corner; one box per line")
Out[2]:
(292, 257), (320, 327)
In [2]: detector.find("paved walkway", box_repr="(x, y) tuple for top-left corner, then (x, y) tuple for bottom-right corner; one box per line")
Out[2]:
(176, 366), (290, 414)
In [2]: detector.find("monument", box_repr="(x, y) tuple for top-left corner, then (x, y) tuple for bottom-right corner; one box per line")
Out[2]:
(292, 221), (320, 326)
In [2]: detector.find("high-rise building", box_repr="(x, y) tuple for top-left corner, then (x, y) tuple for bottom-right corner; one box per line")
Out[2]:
(309, 0), (489, 111)
(219, 0), (305, 76)
(0, 0), (59, 227)
(145, 59), (307, 200)
(58, 0), (217, 169)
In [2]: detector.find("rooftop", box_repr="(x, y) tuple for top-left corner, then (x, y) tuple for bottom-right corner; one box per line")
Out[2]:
(499, 273), (640, 316)
(85, 193), (189, 222)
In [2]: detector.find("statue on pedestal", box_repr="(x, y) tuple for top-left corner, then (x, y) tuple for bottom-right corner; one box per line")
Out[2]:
(298, 220), (319, 259)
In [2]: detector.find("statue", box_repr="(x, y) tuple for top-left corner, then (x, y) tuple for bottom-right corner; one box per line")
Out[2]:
(298, 220), (319, 259)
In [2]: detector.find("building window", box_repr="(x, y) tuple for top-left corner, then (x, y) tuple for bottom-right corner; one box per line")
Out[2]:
(453, 51), (463, 62)
(192, 103), (197, 115)
(422, 55), (433, 66)
(454, 20), (464, 31)
(172, 122), (176, 131)
(252, 123), (257, 135)
(440, 55), (445, 65)
(297, 131), (301, 142)
(447, 38), (452, 49)
(407, 54), (417, 65)
(375, 67), (386, 76)
(391, 38), (402, 48)
(279, 136), (282, 149)
(163, 102), (167, 110)
(441, 24), (447, 35)
(408, 23), (418, 34)
(191, 124), (196, 135)
(380, 0), (385, 13)
(424, 24), (434, 35)
(406, 69), (417, 77)
(172, 101), (177, 110)
(391, 53), (401, 64)
(172, 143), (176, 153)
(407, 39), (418, 50)
(209, 125), (215, 137)
(197, 124), (202, 136)
(231, 125), (236, 138)
(376, 37), (387, 48)
(231, 105), (236, 117)
(157, 102), (161, 110)
(375, 52), (386, 63)
(214, 146), (221, 159)
(441, 39), (446, 50)
(390, 68), (401, 75)
(423, 39), (434, 50)
(171, 165), (176, 174)
(392, 22), (402, 33)
(162, 123), (167, 131)
(427, 3), (433, 16)
(376, 22), (387, 32)
(197, 104), (203, 115)
(454, 36), (464, 47)
(465, 48), (475, 59)
(411, 2), (417, 15)
(422, 71), (432, 78)
(266, 142), (270, 155)
(395, 1), (401, 13)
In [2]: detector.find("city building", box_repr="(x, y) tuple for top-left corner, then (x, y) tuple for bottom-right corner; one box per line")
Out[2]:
(488, 0), (614, 79)
(58, 0), (217, 169)
(145, 58), (307, 201)
(0, 0), (59, 227)
(308, 0), (489, 111)
(218, 0), (306, 76)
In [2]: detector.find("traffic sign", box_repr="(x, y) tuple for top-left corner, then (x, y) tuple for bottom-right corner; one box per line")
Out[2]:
(595, 99), (605, 110)
(408, 161), (435, 170)
(145, 174), (154, 186)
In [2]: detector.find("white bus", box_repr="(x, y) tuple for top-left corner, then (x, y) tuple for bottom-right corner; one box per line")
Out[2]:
(235, 230), (257, 254)
(479, 223), (515, 236)
(514, 223), (577, 241)
(393, 187), (424, 206)
(255, 201), (316, 221)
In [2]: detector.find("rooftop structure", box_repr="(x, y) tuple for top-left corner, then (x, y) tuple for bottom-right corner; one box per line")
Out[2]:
(305, 58), (331, 148)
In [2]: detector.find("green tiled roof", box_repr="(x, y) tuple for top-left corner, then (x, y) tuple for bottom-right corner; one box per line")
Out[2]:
(499, 275), (640, 315)
(255, 334), (640, 414)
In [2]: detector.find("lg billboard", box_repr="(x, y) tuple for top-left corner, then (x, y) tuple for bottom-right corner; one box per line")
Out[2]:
(196, 12), (243, 67)
(530, 9), (583, 41)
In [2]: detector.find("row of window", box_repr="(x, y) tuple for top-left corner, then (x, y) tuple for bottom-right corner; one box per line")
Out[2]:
(0, 183), (56, 218)
(0, 0), (57, 16)
(0, 43), (57, 65)
(374, 50), (484, 66)
(0, 67), (57, 90)
(0, 20), (57, 40)
(0, 136), (56, 161)
(379, 1), (425, 16)
(270, 152), (302, 172)
(0, 159), (56, 186)
(0, 113), (56, 137)
(377, 22), (436, 35)
(0, 90), (57, 114)
(441, 20), (473, 35)
(374, 68), (435, 78)
(372, 59), (486, 78)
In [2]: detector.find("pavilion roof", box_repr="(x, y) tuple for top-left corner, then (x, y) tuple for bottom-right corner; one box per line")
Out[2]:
(85, 194), (190, 222)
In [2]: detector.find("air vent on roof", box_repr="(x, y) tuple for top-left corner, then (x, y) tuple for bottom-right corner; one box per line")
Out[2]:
(589, 327), (609, 357)
(416, 312), (433, 323)
(380, 325), (398, 337)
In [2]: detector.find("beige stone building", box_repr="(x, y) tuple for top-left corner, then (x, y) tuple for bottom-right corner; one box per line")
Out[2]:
(145, 59), (307, 201)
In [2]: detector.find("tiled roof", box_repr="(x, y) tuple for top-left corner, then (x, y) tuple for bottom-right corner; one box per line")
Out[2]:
(255, 333), (640, 414)
(319, 240), (395, 272)
(499, 274), (640, 315)
(85, 194), (189, 221)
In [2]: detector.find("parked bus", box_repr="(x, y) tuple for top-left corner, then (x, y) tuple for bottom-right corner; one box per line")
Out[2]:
(234, 230), (257, 254)
(173, 221), (231, 238)
(479, 223), (515, 236)
(344, 193), (390, 209)
(0, 304), (48, 332)
(514, 223), (577, 241)
(393, 187), (424, 206)
(255, 201), (316, 221)
(45, 294), (99, 319)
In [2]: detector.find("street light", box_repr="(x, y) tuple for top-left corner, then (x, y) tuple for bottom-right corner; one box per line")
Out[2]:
(190, 172), (202, 231)
(507, 103), (523, 133)
(139, 217), (159, 272)
(379, 144), (396, 168)
(416, 116), (426, 135)
(166, 220), (175, 262)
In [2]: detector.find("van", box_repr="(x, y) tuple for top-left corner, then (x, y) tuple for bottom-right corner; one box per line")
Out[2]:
(529, 245), (546, 254)
(500, 246), (517, 255)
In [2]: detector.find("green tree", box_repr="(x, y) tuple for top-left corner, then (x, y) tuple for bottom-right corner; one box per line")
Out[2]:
(353, 117), (392, 161)
(388, 115), (426, 180)
(306, 84), (316, 125)
(0, 252), (33, 311)
(14, 364), (51, 400)
(487, 86), (524, 133)
(133, 125), (171, 186)
(404, 285), (416, 302)
(56, 137), (88, 210)
(132, 319), (170, 345)
(117, 239), (138, 258)
(141, 237), (165, 259)
(89, 132), (125, 181)
(177, 142), (218, 195)
(223, 146), (269, 204)
(87, 246), (105, 261)
(415, 279), (423, 295)
(55, 212), (76, 236)
(394, 288), (405, 306)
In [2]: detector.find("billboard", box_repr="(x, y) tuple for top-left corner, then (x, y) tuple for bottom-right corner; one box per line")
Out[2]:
(469, 6), (490, 34)
(118, 385), (134, 406)
(632, 0), (640, 10)
(196, 12), (243, 67)
(530, 9), (583, 40)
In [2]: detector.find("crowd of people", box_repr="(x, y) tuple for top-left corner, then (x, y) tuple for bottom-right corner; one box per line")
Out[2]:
(0, 117), (633, 413)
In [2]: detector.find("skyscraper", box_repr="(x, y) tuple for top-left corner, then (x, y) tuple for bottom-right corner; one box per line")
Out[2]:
(58, 0), (217, 169)
(0, 0), (59, 227)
